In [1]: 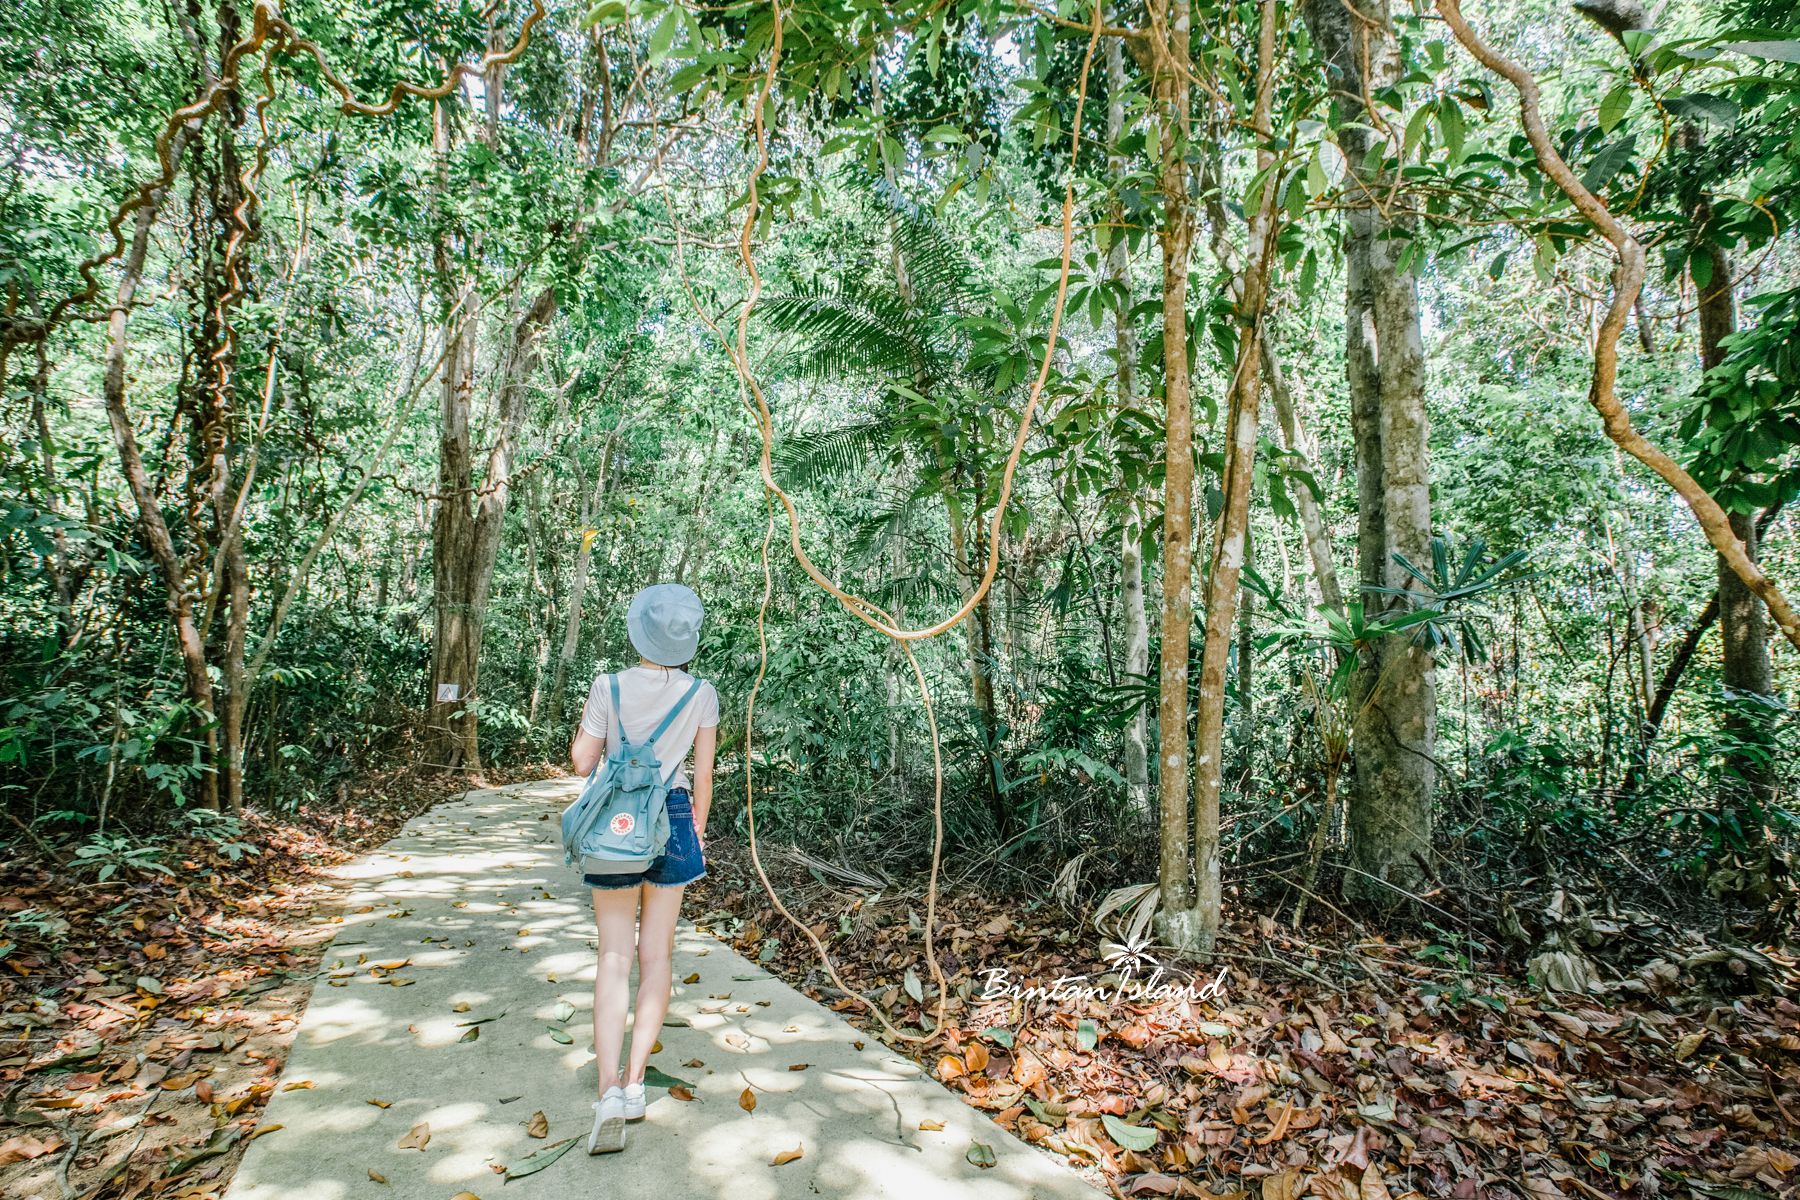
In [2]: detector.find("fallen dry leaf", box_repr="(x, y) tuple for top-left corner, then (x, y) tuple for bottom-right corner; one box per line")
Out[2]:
(249, 1124), (283, 1140)
(281, 1081), (314, 1091)
(368, 1169), (388, 1185)
(399, 1122), (431, 1150)
(367, 1099), (392, 1108)
(527, 1111), (548, 1139)
(788, 1063), (809, 1071)
(195, 1080), (214, 1103)
(669, 1086), (695, 1101)
(452, 1002), (471, 1013)
(740, 1088), (757, 1113)
(920, 1119), (945, 1131)
(1361, 1164), (1392, 1200)
(447, 1193), (480, 1200)
(684, 973), (700, 984)
(684, 1059), (705, 1068)
(773, 1146), (803, 1166)
(0, 1134), (64, 1164)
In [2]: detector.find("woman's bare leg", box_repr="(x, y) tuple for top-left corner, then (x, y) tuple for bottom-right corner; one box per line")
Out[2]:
(623, 883), (686, 1086)
(592, 886), (641, 1097)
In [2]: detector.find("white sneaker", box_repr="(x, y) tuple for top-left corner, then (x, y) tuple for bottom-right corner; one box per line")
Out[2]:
(588, 1088), (627, 1154)
(622, 1081), (647, 1121)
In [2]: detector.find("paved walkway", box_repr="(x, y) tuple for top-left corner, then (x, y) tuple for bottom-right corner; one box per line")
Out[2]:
(227, 779), (1101, 1200)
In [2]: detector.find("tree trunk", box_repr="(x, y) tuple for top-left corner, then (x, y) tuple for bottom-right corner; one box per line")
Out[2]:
(1108, 21), (1151, 821)
(1237, 522), (1255, 793)
(1140, 0), (1202, 953)
(1693, 199), (1773, 813)
(428, 284), (558, 769)
(1189, 0), (1281, 954)
(1262, 340), (1343, 613)
(1306, 0), (1435, 905)
(101, 153), (220, 810)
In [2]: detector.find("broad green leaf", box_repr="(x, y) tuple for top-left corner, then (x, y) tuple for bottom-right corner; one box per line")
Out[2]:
(548, 1026), (574, 1044)
(552, 1001), (575, 1022)
(1722, 39), (1800, 63)
(1101, 1113), (1158, 1152)
(903, 965), (923, 1002)
(1076, 1019), (1097, 1050)
(1690, 248), (1714, 290)
(647, 9), (679, 66)
(1621, 28), (1656, 57)
(983, 1027), (1015, 1049)
(966, 1142), (997, 1168)
(1598, 83), (1632, 133)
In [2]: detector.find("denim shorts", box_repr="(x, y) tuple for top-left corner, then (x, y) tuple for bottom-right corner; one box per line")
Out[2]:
(583, 789), (706, 891)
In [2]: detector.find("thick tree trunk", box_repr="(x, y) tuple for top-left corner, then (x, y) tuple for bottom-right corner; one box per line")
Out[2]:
(1306, 0), (1435, 905)
(102, 161), (220, 810)
(428, 285), (558, 769)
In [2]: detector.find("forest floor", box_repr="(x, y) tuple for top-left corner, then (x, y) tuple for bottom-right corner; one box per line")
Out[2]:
(0, 764), (1796, 1200)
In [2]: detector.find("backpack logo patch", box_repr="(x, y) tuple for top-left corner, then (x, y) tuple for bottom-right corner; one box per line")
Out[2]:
(609, 813), (635, 836)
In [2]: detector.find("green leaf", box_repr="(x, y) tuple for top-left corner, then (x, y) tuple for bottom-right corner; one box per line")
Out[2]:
(460, 1026), (480, 1042)
(1598, 83), (1632, 133)
(647, 9), (679, 66)
(1690, 248), (1714, 290)
(1101, 1113), (1159, 1151)
(1404, 105), (1434, 160)
(1722, 40), (1800, 63)
(548, 1027), (574, 1044)
(903, 965), (923, 1002)
(1665, 92), (1739, 126)
(581, 0), (628, 29)
(1621, 29), (1656, 57)
(1077, 1019), (1097, 1051)
(983, 1027), (1015, 1049)
(667, 63), (707, 93)
(551, 1000), (576, 1022)
(966, 1142), (997, 1168)
(505, 1136), (578, 1181)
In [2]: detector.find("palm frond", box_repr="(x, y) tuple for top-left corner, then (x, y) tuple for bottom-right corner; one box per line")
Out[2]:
(757, 283), (925, 379)
(774, 421), (893, 490)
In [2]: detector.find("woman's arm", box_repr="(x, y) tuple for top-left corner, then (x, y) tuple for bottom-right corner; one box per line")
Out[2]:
(570, 728), (604, 777)
(691, 724), (717, 850)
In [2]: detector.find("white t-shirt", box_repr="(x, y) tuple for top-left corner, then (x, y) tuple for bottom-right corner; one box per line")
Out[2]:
(579, 667), (719, 792)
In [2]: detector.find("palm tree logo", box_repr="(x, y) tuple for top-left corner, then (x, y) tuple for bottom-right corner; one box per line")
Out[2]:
(1101, 929), (1159, 977)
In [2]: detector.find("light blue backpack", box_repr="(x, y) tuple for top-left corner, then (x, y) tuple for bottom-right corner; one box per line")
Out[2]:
(562, 675), (703, 872)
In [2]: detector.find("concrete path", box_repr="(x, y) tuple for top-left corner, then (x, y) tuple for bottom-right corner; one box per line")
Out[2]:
(227, 779), (1102, 1200)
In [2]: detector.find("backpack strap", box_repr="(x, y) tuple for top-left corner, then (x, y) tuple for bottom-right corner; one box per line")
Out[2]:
(604, 676), (626, 752)
(646, 678), (704, 747)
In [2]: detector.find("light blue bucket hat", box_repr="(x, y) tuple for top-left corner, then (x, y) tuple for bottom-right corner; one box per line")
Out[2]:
(626, 583), (705, 666)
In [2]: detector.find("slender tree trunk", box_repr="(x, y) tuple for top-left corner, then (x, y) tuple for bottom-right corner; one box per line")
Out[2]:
(1262, 340), (1343, 612)
(1137, 0), (1202, 951)
(1189, 0), (1281, 953)
(101, 152), (220, 810)
(550, 356), (632, 724)
(1237, 522), (1255, 793)
(1108, 21), (1151, 820)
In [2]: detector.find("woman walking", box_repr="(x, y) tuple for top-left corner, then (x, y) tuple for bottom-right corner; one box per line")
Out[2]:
(567, 583), (718, 1154)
